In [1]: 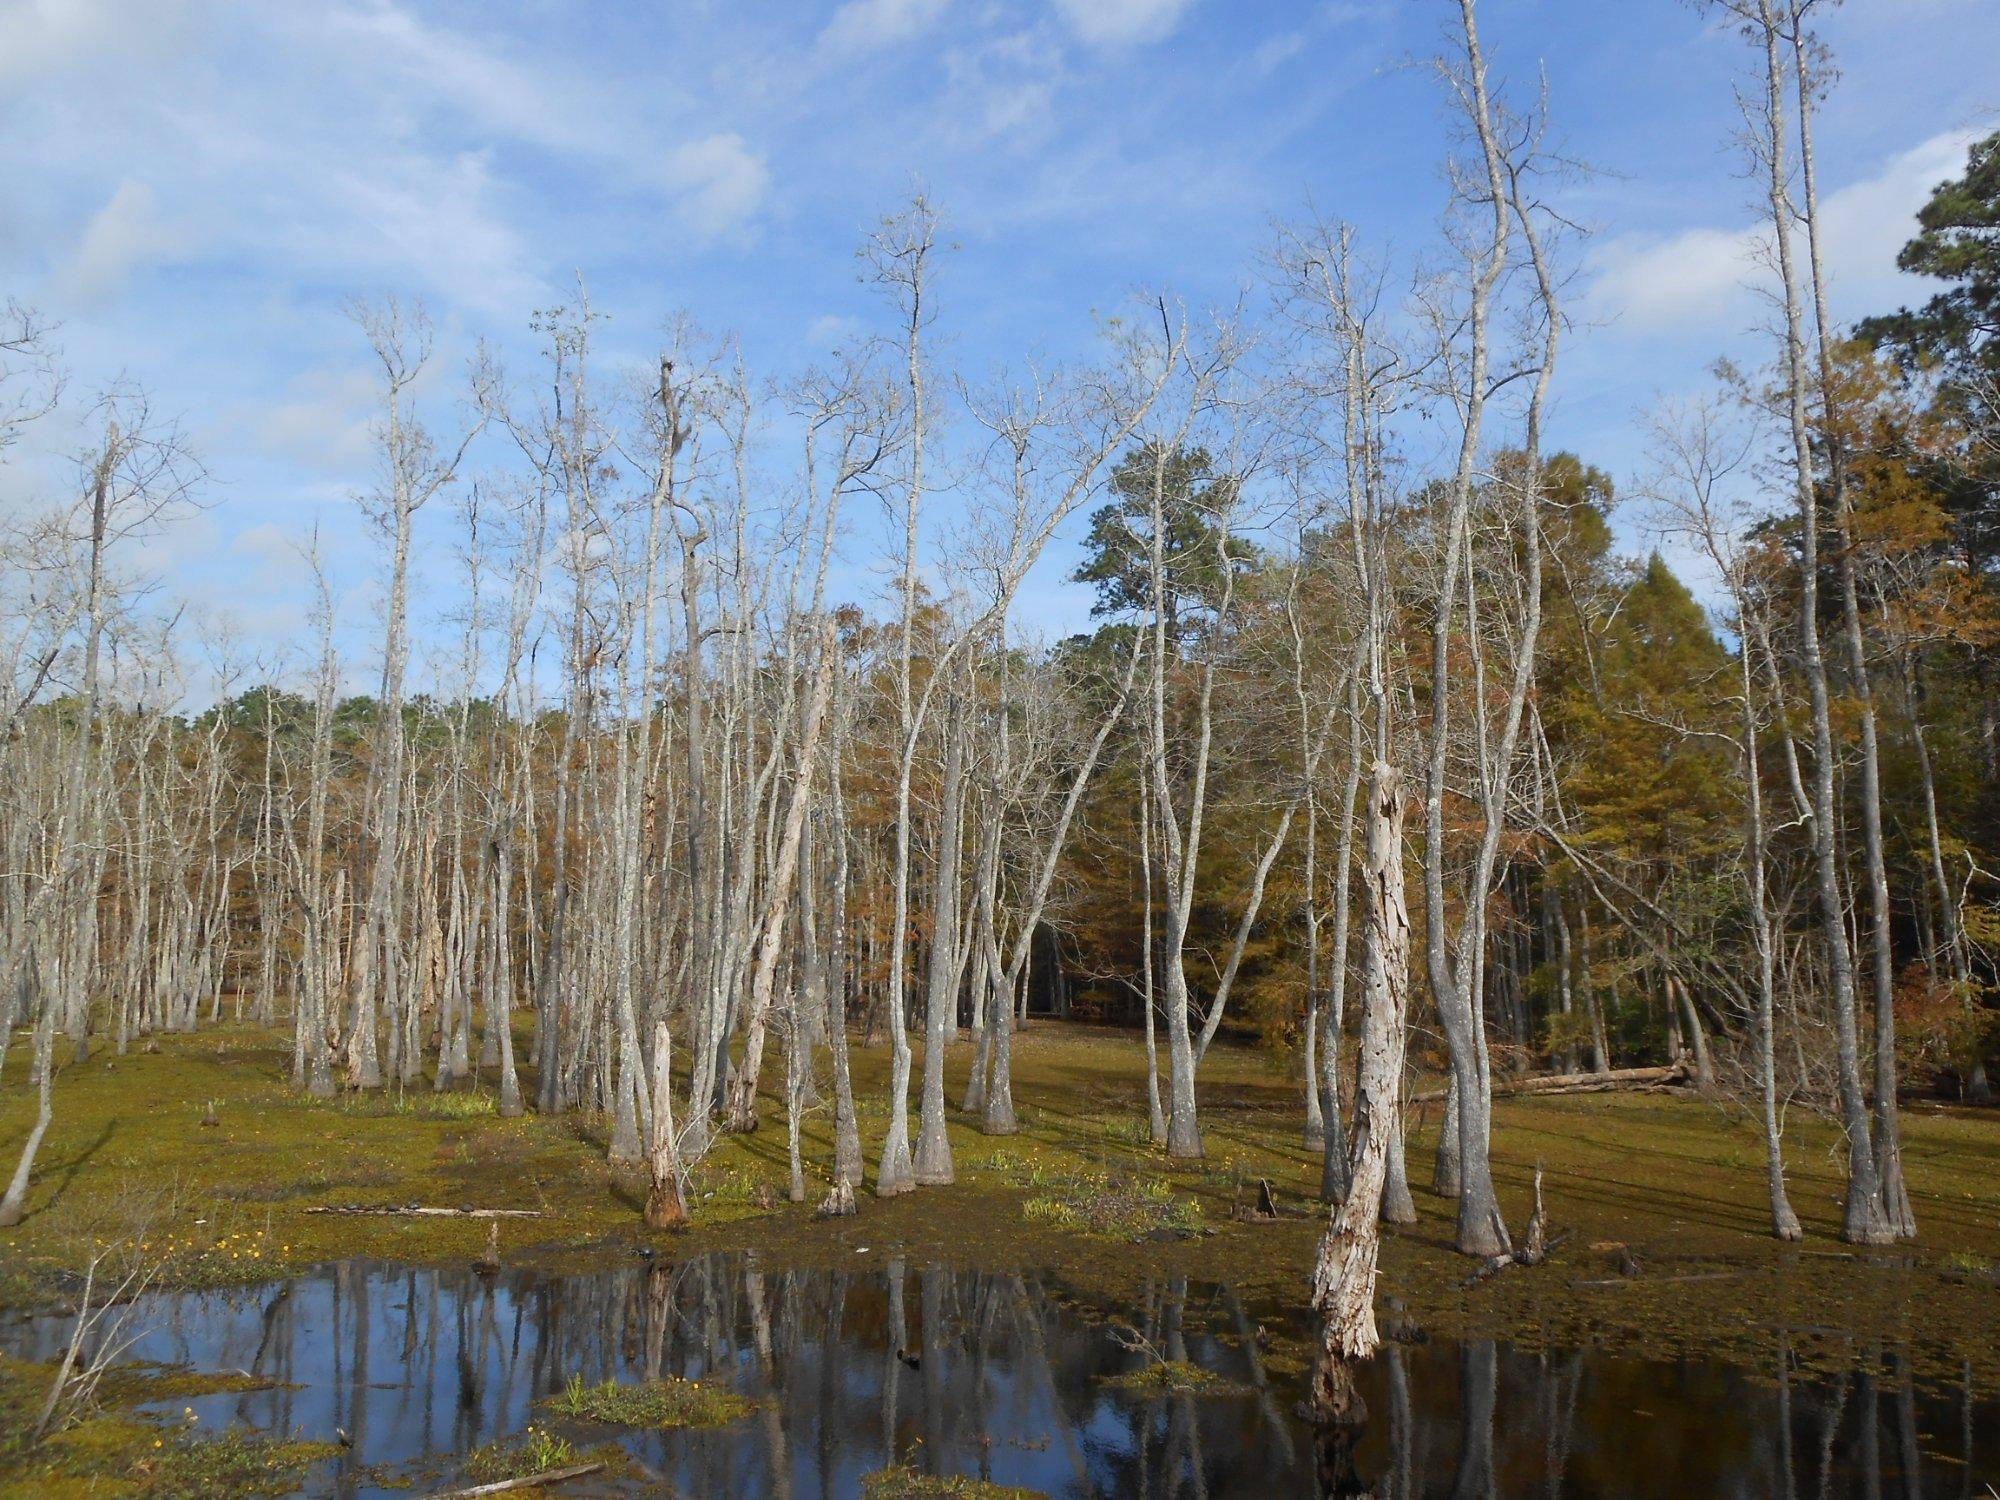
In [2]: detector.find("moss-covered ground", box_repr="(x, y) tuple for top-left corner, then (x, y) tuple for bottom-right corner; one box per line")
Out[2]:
(0, 1353), (332, 1499)
(2, 1019), (1997, 1414)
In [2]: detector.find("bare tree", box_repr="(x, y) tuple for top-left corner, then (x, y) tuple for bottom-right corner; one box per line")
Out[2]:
(1645, 396), (1804, 1239)
(1407, 0), (1567, 1255)
(1783, 0), (1913, 1238)
(1713, 0), (1895, 1243)
(345, 297), (487, 1091)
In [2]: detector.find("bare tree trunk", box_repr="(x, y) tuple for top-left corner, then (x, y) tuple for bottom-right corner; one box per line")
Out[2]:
(731, 622), (837, 1132)
(1310, 761), (1411, 1377)
(1786, 5), (1912, 1240)
(644, 1019), (686, 1230)
(871, 202), (936, 1199)
(960, 781), (1001, 1118)
(825, 774), (863, 1188)
(1738, 636), (1802, 1238)
(1319, 663), (1363, 1203)
(1579, 904), (1609, 1073)
(345, 301), (483, 1092)
(981, 943), (1017, 1137)
(1732, 0), (1889, 1242)
(1140, 771), (1166, 1146)
(1416, 0), (1527, 1259)
(913, 692), (967, 1185)
(1670, 975), (1714, 1090)
(1302, 727), (1325, 1150)
(0, 972), (54, 1227)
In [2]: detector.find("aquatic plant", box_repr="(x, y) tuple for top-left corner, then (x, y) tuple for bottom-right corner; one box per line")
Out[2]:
(861, 1466), (1045, 1499)
(1022, 1170), (1203, 1242)
(131, 1429), (340, 1499)
(462, 1424), (577, 1483)
(1099, 1360), (1248, 1396)
(541, 1372), (754, 1429)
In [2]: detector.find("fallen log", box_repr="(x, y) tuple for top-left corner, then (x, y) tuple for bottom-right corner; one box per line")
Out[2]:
(1413, 1061), (1689, 1105)
(1567, 1269), (1753, 1289)
(304, 1205), (543, 1219)
(423, 1460), (604, 1498)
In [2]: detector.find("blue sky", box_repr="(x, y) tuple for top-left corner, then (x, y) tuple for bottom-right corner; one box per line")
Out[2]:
(3, 0), (1996, 687)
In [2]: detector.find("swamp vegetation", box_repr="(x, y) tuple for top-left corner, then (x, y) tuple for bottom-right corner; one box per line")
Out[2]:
(3, 0), (2000, 1492)
(2, 1027), (1999, 1493)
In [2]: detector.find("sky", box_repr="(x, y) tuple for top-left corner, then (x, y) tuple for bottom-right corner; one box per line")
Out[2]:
(2, 0), (1996, 693)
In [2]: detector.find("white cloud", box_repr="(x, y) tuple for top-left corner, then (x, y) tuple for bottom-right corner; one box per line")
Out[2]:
(818, 0), (948, 57)
(663, 133), (770, 239)
(1586, 129), (1978, 334)
(1586, 224), (1757, 334)
(310, 1), (600, 155)
(311, 150), (541, 317)
(229, 520), (317, 584)
(4, 2), (571, 321)
(942, 29), (1066, 143)
(55, 181), (189, 304)
(259, 366), (379, 475)
(1251, 31), (1306, 73)
(804, 313), (864, 350)
(0, 0), (195, 88)
(1050, 0), (1194, 48)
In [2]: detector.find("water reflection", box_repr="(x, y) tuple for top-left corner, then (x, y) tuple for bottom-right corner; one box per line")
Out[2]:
(3, 1252), (1992, 1497)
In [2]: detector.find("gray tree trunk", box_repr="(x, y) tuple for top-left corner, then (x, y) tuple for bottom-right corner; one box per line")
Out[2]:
(913, 694), (967, 1185)
(1310, 761), (1411, 1372)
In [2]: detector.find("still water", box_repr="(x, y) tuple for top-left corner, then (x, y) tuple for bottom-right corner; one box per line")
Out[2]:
(4, 1252), (1993, 1496)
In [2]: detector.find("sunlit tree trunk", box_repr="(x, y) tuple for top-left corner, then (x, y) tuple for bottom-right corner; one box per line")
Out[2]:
(1786, 4), (1912, 1239)
(1310, 761), (1410, 1382)
(1727, 0), (1890, 1243)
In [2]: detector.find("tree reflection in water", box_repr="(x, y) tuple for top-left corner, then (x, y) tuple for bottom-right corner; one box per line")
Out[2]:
(2, 1252), (1992, 1497)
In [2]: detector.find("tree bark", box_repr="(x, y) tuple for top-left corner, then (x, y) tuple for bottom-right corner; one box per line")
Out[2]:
(1310, 761), (1411, 1368)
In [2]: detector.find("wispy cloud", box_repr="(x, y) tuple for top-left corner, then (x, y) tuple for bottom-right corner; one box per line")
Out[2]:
(941, 27), (1069, 144)
(55, 182), (192, 306)
(1585, 129), (1980, 334)
(0, 0), (198, 89)
(1050, 0), (1196, 48)
(817, 0), (949, 57)
(664, 133), (772, 241)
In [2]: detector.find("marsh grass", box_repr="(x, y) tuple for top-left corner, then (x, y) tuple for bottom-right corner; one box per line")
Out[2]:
(461, 1424), (577, 1483)
(541, 1372), (754, 1429)
(690, 1164), (771, 1205)
(1098, 1117), (1156, 1150)
(861, 1465), (1045, 1498)
(1022, 1170), (1203, 1242)
(1099, 1360), (1249, 1397)
(308, 1088), (500, 1121)
(128, 1429), (340, 1499)
(0, 1352), (327, 1497)
(94, 1362), (287, 1405)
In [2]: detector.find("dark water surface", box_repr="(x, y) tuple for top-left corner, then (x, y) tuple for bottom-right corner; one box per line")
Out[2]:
(4, 1251), (1994, 1497)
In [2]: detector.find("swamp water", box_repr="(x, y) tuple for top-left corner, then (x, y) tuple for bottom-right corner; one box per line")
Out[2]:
(4, 1251), (1994, 1497)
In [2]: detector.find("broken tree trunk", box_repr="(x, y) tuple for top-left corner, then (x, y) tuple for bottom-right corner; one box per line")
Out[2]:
(1461, 1163), (1561, 1288)
(1310, 761), (1410, 1375)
